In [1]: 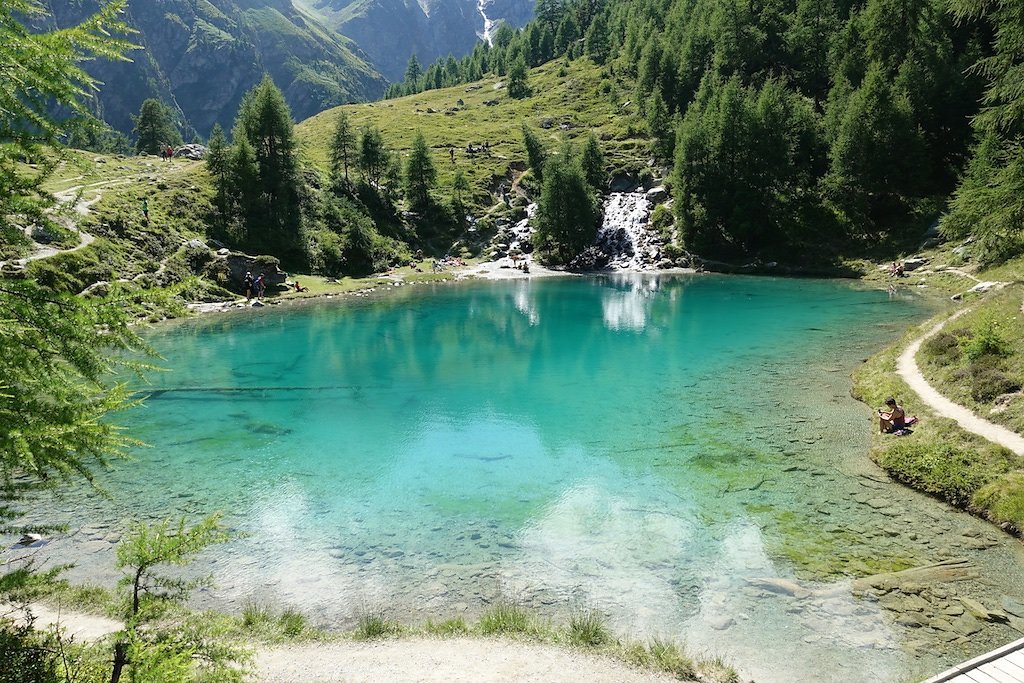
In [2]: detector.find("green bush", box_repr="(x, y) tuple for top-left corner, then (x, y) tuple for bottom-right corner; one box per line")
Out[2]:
(648, 638), (696, 679)
(962, 318), (1009, 360)
(970, 366), (1020, 402)
(923, 332), (962, 365)
(354, 608), (398, 640)
(974, 472), (1024, 531)
(876, 440), (1003, 506)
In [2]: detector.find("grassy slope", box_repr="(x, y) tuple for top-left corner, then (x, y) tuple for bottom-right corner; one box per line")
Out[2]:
(853, 250), (1024, 534)
(295, 57), (651, 206)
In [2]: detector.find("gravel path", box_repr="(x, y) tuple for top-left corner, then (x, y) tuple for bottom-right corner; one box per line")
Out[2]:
(897, 309), (1024, 455)
(253, 638), (677, 683)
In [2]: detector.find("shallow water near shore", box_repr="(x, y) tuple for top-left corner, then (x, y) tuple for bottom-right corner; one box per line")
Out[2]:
(23, 274), (1024, 682)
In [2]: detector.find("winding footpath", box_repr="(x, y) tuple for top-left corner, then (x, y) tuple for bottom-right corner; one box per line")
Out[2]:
(896, 308), (1024, 456)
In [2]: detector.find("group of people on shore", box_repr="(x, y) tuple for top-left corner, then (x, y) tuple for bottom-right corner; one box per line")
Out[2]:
(888, 261), (906, 277)
(243, 271), (266, 300)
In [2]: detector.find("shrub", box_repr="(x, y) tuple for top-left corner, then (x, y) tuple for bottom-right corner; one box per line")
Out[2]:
(970, 367), (1020, 402)
(479, 601), (531, 635)
(923, 332), (961, 365)
(875, 440), (1003, 506)
(962, 318), (1009, 360)
(974, 472), (1024, 532)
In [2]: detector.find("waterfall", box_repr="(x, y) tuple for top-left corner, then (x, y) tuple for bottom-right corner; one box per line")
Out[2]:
(596, 192), (659, 270)
(477, 0), (498, 45)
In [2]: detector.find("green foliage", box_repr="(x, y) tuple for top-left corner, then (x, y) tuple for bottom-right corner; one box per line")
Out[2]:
(922, 332), (962, 365)
(579, 133), (606, 189)
(329, 111), (356, 186)
(521, 123), (548, 182)
(533, 153), (599, 265)
(232, 75), (301, 255)
(875, 439), (1005, 507)
(963, 317), (1010, 360)
(507, 56), (532, 99)
(479, 601), (533, 635)
(110, 514), (238, 683)
(0, 280), (147, 501)
(278, 609), (308, 637)
(0, 0), (133, 263)
(942, 135), (1024, 264)
(424, 617), (469, 635)
(358, 126), (391, 187)
(647, 638), (696, 679)
(404, 131), (437, 209)
(133, 99), (182, 155)
(673, 75), (825, 260)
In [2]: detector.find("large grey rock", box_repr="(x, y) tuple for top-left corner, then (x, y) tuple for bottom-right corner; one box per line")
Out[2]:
(174, 144), (207, 160)
(903, 256), (929, 271)
(224, 253), (288, 293)
(645, 185), (668, 202)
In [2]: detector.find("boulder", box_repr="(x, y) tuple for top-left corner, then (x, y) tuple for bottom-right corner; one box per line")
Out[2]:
(645, 185), (669, 202)
(224, 253), (288, 292)
(902, 256), (928, 271)
(173, 144), (207, 160)
(969, 281), (1000, 293)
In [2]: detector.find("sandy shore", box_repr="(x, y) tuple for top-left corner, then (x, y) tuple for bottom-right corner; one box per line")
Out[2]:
(254, 637), (678, 683)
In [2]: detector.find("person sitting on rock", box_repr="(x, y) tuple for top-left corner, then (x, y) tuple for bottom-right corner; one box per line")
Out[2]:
(878, 397), (918, 434)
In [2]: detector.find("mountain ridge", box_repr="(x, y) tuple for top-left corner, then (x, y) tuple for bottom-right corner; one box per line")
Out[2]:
(40, 0), (388, 138)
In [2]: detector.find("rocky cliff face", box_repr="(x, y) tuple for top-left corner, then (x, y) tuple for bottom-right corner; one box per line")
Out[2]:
(303, 0), (534, 81)
(41, 0), (387, 138)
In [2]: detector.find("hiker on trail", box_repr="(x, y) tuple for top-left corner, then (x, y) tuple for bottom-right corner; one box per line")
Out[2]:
(450, 148), (455, 162)
(142, 197), (149, 223)
(243, 271), (254, 300)
(254, 273), (266, 299)
(165, 144), (174, 161)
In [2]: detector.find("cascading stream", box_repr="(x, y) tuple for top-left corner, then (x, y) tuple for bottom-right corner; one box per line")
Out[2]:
(596, 192), (658, 270)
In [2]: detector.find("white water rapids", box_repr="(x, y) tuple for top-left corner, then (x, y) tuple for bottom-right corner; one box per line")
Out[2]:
(596, 192), (660, 270)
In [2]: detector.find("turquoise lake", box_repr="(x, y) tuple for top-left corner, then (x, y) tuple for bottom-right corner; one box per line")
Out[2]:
(28, 274), (1024, 682)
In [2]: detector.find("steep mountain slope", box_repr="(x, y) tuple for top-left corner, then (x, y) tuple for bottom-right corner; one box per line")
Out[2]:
(301, 0), (533, 81)
(41, 0), (387, 138)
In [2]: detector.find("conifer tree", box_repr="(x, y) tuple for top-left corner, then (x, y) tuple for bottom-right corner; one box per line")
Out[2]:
(507, 56), (532, 98)
(359, 127), (390, 187)
(521, 123), (548, 181)
(132, 99), (181, 155)
(580, 133), (606, 189)
(233, 75), (301, 247)
(405, 54), (423, 91)
(534, 155), (598, 264)
(404, 131), (437, 209)
(941, 0), (1024, 263)
(330, 110), (356, 186)
(584, 11), (611, 64)
(205, 123), (230, 219)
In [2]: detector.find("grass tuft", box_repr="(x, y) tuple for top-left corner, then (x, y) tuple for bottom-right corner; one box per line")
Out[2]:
(479, 601), (532, 635)
(278, 608), (308, 637)
(424, 616), (469, 636)
(354, 607), (400, 640)
(567, 608), (611, 647)
(647, 638), (695, 679)
(241, 600), (274, 629)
